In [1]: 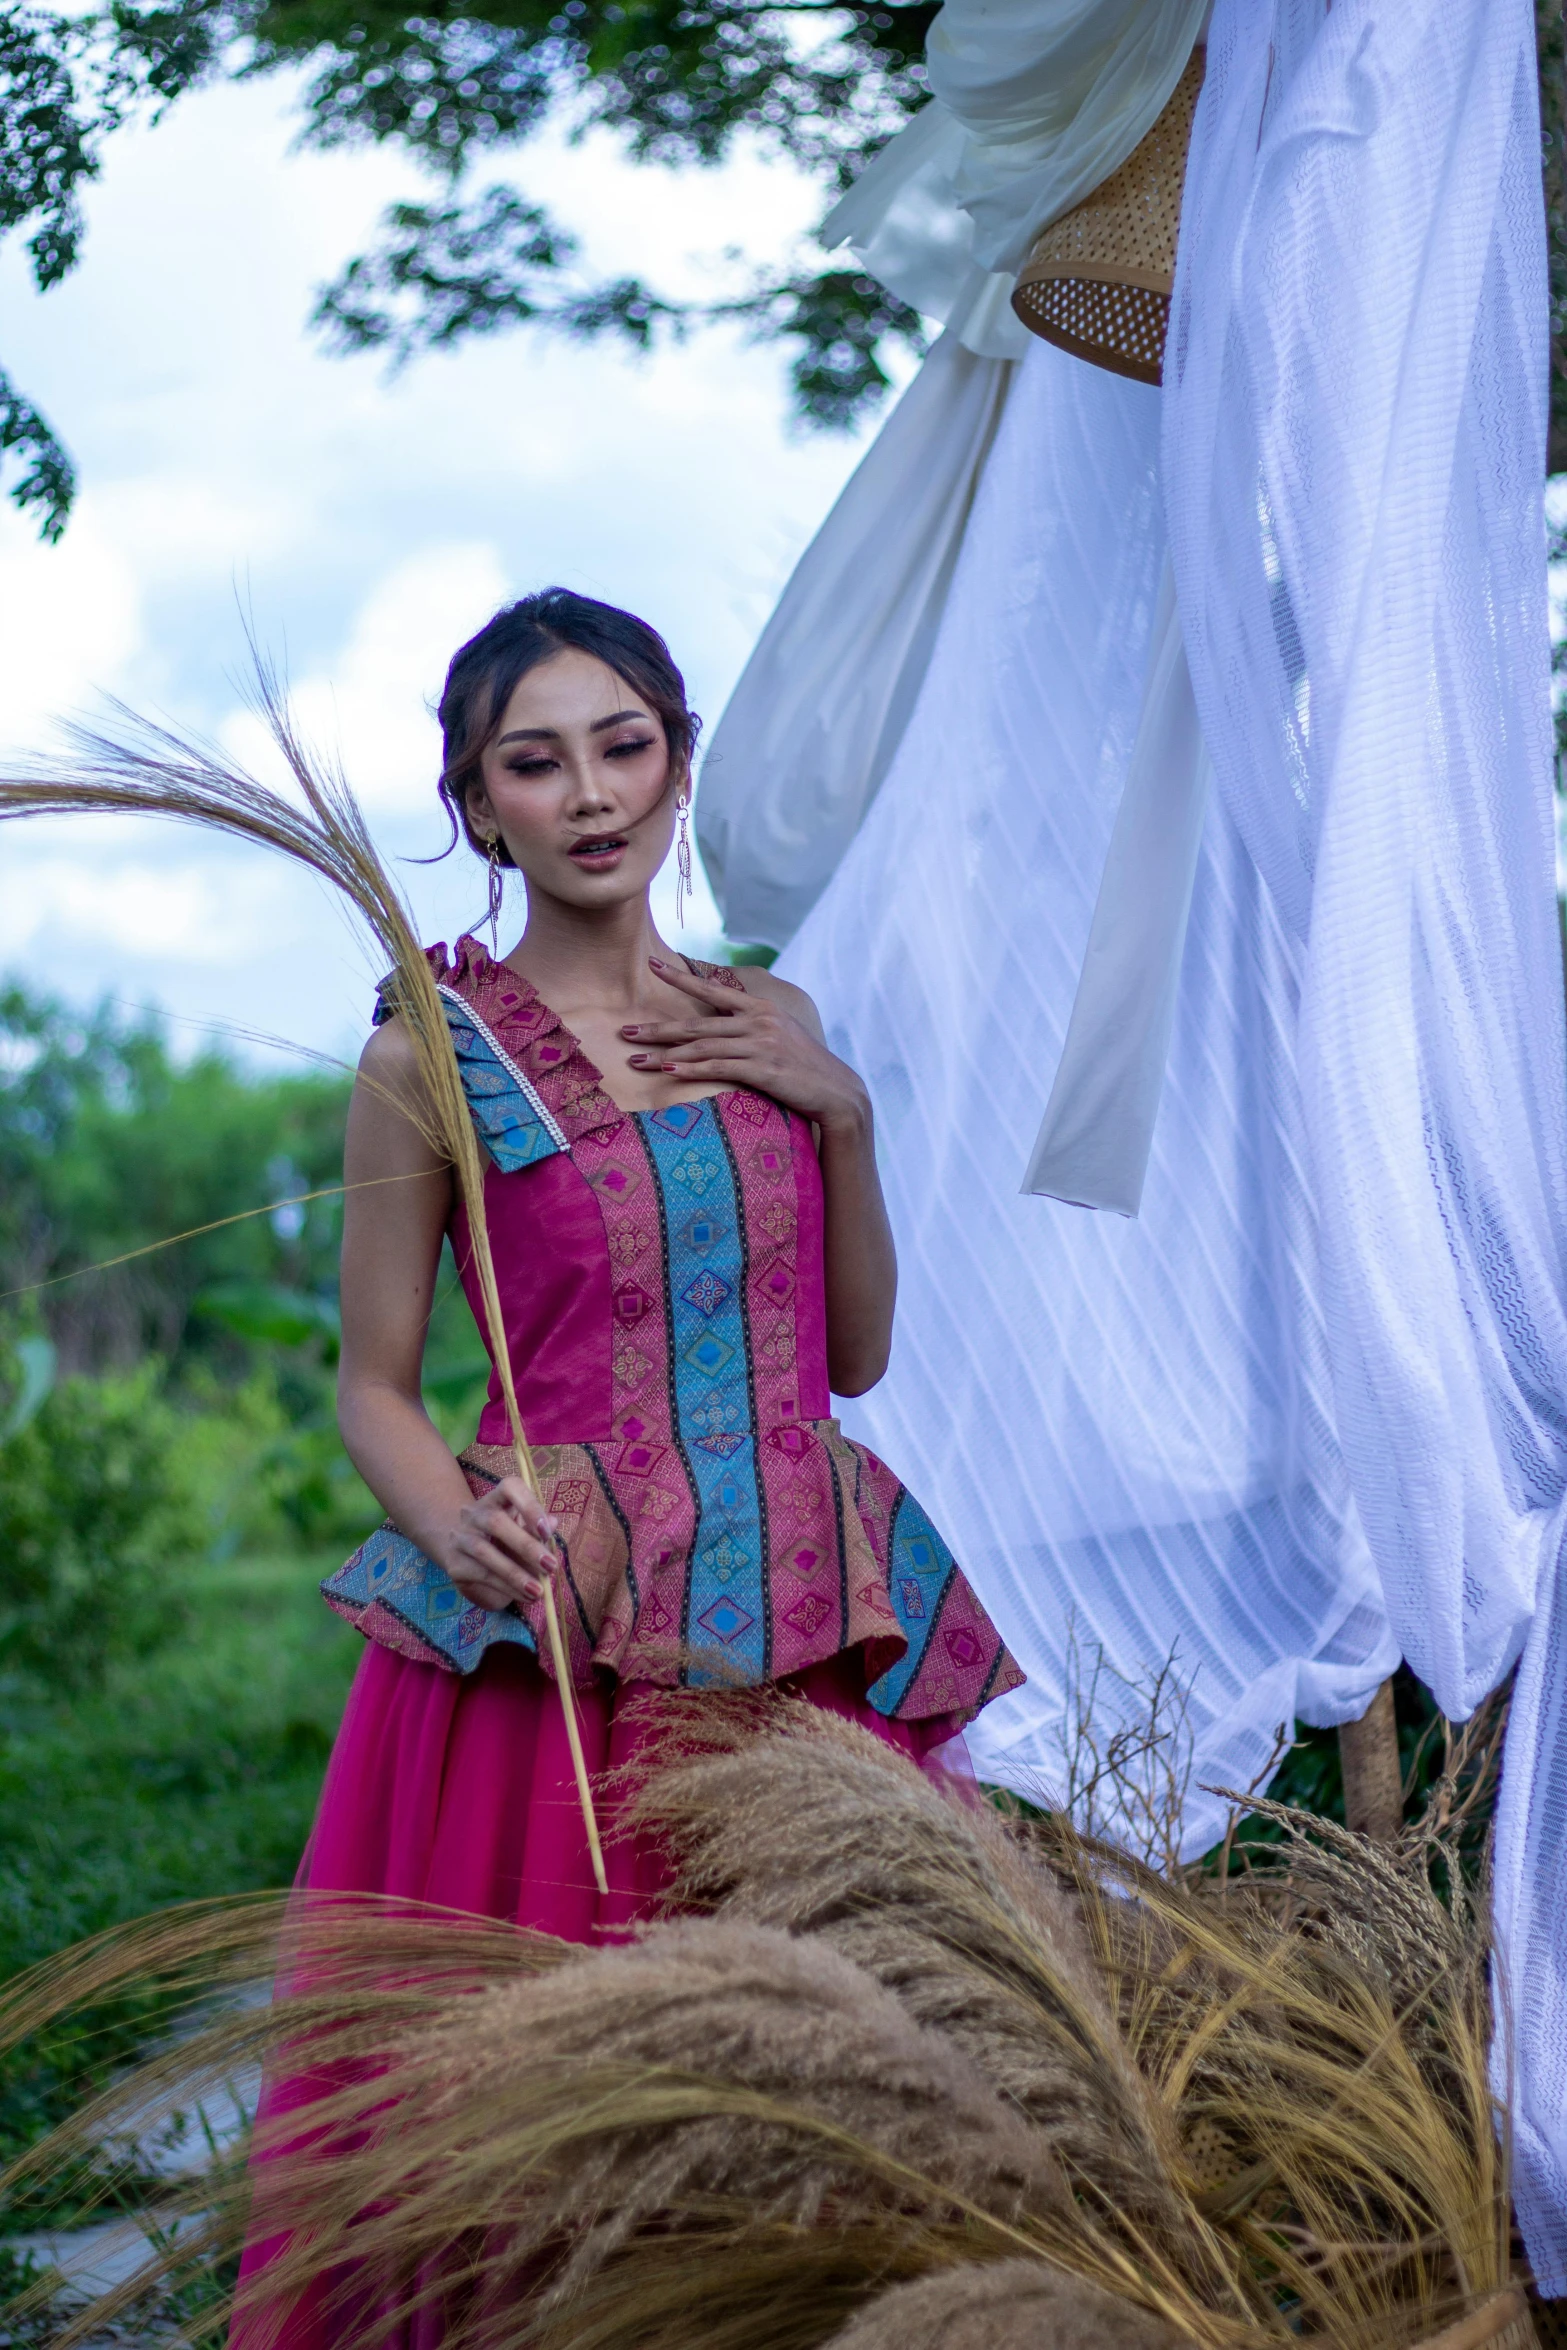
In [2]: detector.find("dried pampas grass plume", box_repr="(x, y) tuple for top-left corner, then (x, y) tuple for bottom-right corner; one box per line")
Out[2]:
(825, 2257), (1186, 2350)
(622, 1693), (1187, 2240)
(0, 671), (606, 1890)
(0, 1694), (1521, 2350)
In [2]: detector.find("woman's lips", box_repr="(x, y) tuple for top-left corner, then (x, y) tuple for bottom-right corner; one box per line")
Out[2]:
(568, 835), (628, 870)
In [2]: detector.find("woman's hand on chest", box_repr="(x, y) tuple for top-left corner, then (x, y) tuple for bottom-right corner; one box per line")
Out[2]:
(623, 959), (870, 1137)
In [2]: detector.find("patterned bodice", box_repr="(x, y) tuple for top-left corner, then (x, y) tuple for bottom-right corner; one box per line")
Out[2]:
(431, 938), (834, 1463)
(321, 935), (1022, 1730)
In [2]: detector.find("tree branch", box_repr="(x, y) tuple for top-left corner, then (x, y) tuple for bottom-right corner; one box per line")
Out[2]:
(0, 367), (76, 542)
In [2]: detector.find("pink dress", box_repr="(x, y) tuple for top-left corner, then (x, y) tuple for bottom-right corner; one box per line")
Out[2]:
(236, 942), (1021, 2347)
(304, 937), (1022, 1937)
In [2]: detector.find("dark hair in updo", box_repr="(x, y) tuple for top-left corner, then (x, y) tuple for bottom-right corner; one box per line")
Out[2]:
(436, 588), (700, 867)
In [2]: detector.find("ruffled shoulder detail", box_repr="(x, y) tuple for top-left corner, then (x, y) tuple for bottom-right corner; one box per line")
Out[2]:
(372, 941), (570, 1173)
(685, 956), (746, 994)
(441, 934), (626, 1147)
(371, 940), (453, 1025)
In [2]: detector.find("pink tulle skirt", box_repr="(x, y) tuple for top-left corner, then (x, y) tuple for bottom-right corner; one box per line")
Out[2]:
(235, 1641), (956, 2347)
(302, 1638), (949, 1936)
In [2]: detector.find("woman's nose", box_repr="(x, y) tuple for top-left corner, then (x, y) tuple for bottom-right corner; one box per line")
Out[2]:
(565, 758), (616, 812)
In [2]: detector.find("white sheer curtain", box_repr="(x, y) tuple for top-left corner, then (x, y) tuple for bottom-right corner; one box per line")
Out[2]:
(698, 333), (1015, 949)
(767, 0), (1563, 2279)
(1165, 0), (1567, 2278)
(779, 328), (1397, 1867)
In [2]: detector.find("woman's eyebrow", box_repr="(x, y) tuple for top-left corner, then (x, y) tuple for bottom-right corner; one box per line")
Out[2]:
(496, 709), (647, 745)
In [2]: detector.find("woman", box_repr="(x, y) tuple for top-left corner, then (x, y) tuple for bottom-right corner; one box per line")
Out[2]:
(310, 587), (1022, 1941)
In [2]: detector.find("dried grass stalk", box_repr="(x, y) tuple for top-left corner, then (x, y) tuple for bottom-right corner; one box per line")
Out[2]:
(623, 1691), (1188, 2241)
(0, 676), (606, 1888)
(228, 1917), (1079, 2341)
(0, 1695), (1516, 2350)
(0, 1892), (568, 2350)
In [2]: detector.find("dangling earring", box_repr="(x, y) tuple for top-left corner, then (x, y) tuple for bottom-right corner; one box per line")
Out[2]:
(674, 791), (693, 929)
(485, 835), (504, 950)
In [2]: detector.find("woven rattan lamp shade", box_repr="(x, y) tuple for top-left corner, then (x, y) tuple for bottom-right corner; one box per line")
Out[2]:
(1011, 46), (1204, 386)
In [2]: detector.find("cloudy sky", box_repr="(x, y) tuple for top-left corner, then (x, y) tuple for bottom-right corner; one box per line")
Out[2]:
(0, 71), (896, 1069)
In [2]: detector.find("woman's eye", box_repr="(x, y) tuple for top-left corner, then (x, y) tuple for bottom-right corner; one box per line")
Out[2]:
(606, 736), (657, 759)
(507, 755), (557, 777)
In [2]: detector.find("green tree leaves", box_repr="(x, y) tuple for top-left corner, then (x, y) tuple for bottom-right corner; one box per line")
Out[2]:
(0, 0), (940, 532)
(307, 183), (919, 426)
(0, 365), (74, 540)
(0, 5), (97, 287)
(0, 983), (351, 1372)
(311, 184), (586, 359)
(0, 1), (98, 534)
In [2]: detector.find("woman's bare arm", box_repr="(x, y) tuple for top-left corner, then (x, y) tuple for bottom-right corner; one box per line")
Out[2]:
(759, 975), (897, 1398)
(336, 1019), (554, 1609)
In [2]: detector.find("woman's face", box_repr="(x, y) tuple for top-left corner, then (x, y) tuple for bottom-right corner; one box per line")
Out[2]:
(466, 647), (676, 914)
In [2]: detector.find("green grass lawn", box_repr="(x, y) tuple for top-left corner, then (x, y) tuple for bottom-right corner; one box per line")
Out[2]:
(0, 1549), (361, 2178)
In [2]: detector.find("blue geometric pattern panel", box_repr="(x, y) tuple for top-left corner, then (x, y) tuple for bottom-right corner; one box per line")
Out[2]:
(640, 1099), (770, 1682)
(864, 1485), (958, 1716)
(372, 973), (568, 1173)
(436, 988), (569, 1172)
(320, 1520), (538, 1674)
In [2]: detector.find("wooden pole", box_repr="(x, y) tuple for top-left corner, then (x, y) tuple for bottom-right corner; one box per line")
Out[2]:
(1339, 1677), (1402, 1842)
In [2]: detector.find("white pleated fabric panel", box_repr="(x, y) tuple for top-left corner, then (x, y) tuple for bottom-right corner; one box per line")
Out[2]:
(698, 333), (1015, 949)
(1165, 0), (1566, 2275)
(779, 331), (1398, 1857)
(1021, 553), (1211, 1215)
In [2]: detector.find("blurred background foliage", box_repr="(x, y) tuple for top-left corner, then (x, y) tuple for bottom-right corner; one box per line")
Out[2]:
(0, 978), (494, 1595)
(3, 977), (349, 1375)
(0, 982), (495, 2172)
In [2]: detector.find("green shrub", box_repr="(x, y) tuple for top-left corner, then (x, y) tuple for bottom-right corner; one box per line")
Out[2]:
(0, 983), (352, 1383)
(177, 1364), (378, 1556)
(0, 1361), (201, 1694)
(0, 1547), (359, 2186)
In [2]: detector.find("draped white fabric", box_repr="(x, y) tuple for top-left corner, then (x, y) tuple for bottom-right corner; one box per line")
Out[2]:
(698, 333), (1015, 949)
(820, 0), (1208, 359)
(779, 329), (1398, 1854)
(761, 0), (1563, 2276)
(1164, 0), (1567, 2275)
(1021, 554), (1210, 1214)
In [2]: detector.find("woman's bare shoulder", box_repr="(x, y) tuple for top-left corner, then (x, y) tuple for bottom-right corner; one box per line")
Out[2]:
(352, 1015), (445, 1160)
(730, 962), (826, 1044)
(358, 1013), (423, 1084)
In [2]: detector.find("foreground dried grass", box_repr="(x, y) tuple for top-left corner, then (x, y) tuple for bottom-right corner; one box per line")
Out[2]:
(0, 1695), (1512, 2350)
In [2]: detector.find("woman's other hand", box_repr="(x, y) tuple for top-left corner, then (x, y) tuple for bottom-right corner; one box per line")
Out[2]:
(622, 959), (870, 1138)
(444, 1476), (558, 1613)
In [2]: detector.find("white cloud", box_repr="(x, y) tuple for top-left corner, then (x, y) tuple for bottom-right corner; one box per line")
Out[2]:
(98, 475), (304, 586)
(0, 841), (313, 966)
(0, 504), (143, 744)
(221, 541), (513, 818)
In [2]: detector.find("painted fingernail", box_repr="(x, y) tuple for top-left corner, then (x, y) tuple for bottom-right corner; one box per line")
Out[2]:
(542, 1514), (560, 1539)
(621, 1025), (640, 1037)
(662, 1061), (678, 1072)
(649, 956), (665, 969)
